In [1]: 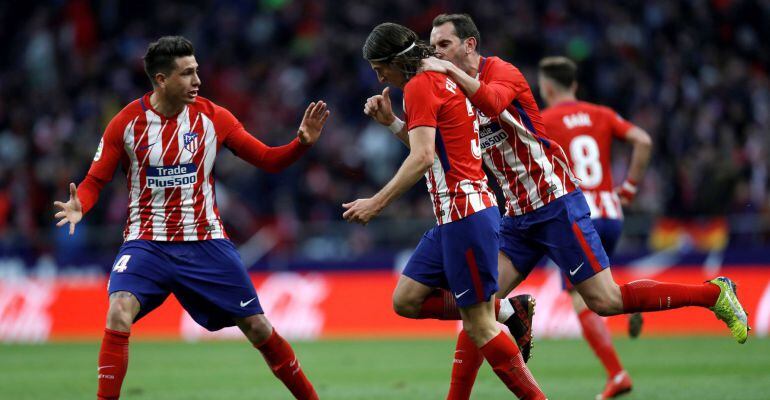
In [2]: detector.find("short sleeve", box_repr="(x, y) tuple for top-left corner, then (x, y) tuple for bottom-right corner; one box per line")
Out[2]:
(404, 74), (443, 130)
(604, 106), (634, 139)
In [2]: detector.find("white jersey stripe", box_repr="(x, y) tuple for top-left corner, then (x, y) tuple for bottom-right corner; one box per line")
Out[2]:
(144, 111), (167, 241)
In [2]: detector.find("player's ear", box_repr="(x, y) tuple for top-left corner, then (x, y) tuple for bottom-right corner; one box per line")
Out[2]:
(154, 72), (166, 88)
(465, 37), (477, 54)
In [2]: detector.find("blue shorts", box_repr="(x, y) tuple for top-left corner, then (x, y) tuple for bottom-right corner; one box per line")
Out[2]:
(500, 190), (610, 287)
(403, 207), (501, 308)
(562, 217), (623, 290)
(107, 239), (262, 331)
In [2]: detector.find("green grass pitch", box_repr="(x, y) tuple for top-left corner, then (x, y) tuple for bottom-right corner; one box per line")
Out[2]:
(1, 337), (769, 399)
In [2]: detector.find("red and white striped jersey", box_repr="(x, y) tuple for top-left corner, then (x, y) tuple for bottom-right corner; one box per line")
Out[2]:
(78, 93), (309, 242)
(404, 71), (497, 225)
(471, 57), (578, 216)
(542, 101), (634, 220)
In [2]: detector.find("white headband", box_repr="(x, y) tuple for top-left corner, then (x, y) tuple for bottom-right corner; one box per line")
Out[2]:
(369, 42), (416, 62)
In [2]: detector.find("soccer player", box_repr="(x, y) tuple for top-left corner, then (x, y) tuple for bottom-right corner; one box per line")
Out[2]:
(368, 13), (749, 399)
(538, 56), (652, 399)
(345, 22), (546, 399)
(53, 36), (327, 400)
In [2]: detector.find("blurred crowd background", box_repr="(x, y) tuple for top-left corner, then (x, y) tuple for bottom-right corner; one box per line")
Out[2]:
(1, 0), (769, 274)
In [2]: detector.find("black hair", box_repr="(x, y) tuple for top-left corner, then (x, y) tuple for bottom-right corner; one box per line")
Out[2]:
(538, 56), (578, 88)
(143, 36), (195, 87)
(432, 13), (481, 49)
(362, 23), (435, 79)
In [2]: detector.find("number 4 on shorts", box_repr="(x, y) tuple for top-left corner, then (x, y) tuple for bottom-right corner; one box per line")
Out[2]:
(113, 255), (131, 273)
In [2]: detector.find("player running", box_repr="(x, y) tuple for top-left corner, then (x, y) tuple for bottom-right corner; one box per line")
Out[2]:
(345, 22), (547, 399)
(367, 13), (749, 399)
(538, 55), (652, 399)
(53, 36), (327, 400)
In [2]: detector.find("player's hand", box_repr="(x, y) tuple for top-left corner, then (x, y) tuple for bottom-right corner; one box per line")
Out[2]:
(342, 198), (382, 225)
(420, 57), (453, 74)
(298, 101), (330, 145)
(615, 179), (638, 206)
(363, 87), (396, 127)
(53, 182), (83, 235)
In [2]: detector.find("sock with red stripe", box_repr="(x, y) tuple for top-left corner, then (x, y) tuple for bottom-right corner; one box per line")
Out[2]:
(620, 280), (720, 313)
(97, 328), (130, 400)
(577, 309), (623, 378)
(254, 329), (318, 400)
(447, 330), (484, 400)
(418, 289), (502, 320)
(479, 332), (546, 400)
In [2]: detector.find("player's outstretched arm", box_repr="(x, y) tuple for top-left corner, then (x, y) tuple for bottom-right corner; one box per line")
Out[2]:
(616, 126), (653, 205)
(342, 126), (435, 225)
(53, 183), (83, 235)
(297, 101), (330, 145)
(363, 87), (409, 147)
(226, 101), (329, 173)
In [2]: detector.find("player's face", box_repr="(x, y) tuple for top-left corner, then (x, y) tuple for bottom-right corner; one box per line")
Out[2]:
(430, 23), (466, 66)
(164, 56), (201, 104)
(369, 61), (406, 88)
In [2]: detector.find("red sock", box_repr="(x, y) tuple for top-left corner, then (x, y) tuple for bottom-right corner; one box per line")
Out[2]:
(479, 332), (546, 400)
(578, 309), (623, 377)
(254, 329), (318, 400)
(620, 280), (720, 313)
(97, 328), (130, 400)
(418, 289), (501, 320)
(447, 331), (484, 400)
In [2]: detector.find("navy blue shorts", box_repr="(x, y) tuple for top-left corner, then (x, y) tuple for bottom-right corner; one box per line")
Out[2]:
(107, 239), (262, 331)
(500, 190), (610, 287)
(403, 207), (501, 308)
(562, 217), (623, 290)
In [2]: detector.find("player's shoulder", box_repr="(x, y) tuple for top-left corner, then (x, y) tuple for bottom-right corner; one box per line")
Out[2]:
(107, 97), (145, 129)
(406, 71), (444, 88)
(483, 56), (522, 76)
(190, 95), (219, 115)
(405, 71), (457, 97)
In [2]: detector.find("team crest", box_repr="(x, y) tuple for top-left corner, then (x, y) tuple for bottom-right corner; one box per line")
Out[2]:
(183, 132), (199, 153)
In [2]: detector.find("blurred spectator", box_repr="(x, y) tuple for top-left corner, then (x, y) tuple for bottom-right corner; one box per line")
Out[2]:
(1, 0), (768, 268)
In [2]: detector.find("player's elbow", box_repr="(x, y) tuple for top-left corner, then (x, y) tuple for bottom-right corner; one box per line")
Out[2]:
(412, 150), (434, 171)
(630, 127), (653, 149)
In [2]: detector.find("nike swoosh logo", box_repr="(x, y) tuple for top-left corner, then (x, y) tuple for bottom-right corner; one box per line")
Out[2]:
(569, 262), (584, 276)
(240, 297), (257, 307)
(98, 365), (115, 371)
(138, 142), (157, 151)
(454, 289), (471, 299)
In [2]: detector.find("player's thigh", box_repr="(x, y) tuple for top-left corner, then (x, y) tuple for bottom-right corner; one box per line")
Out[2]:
(441, 207), (501, 308)
(499, 215), (544, 285)
(541, 192), (611, 288)
(173, 239), (264, 331)
(495, 251), (526, 297)
(107, 240), (173, 322)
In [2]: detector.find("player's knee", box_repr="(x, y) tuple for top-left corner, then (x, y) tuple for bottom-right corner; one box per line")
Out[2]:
(583, 296), (618, 317)
(392, 295), (420, 318)
(106, 297), (136, 331)
(462, 323), (497, 347)
(238, 315), (273, 345)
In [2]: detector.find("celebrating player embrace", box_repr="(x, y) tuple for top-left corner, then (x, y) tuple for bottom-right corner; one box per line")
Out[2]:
(54, 36), (327, 400)
(346, 22), (547, 399)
